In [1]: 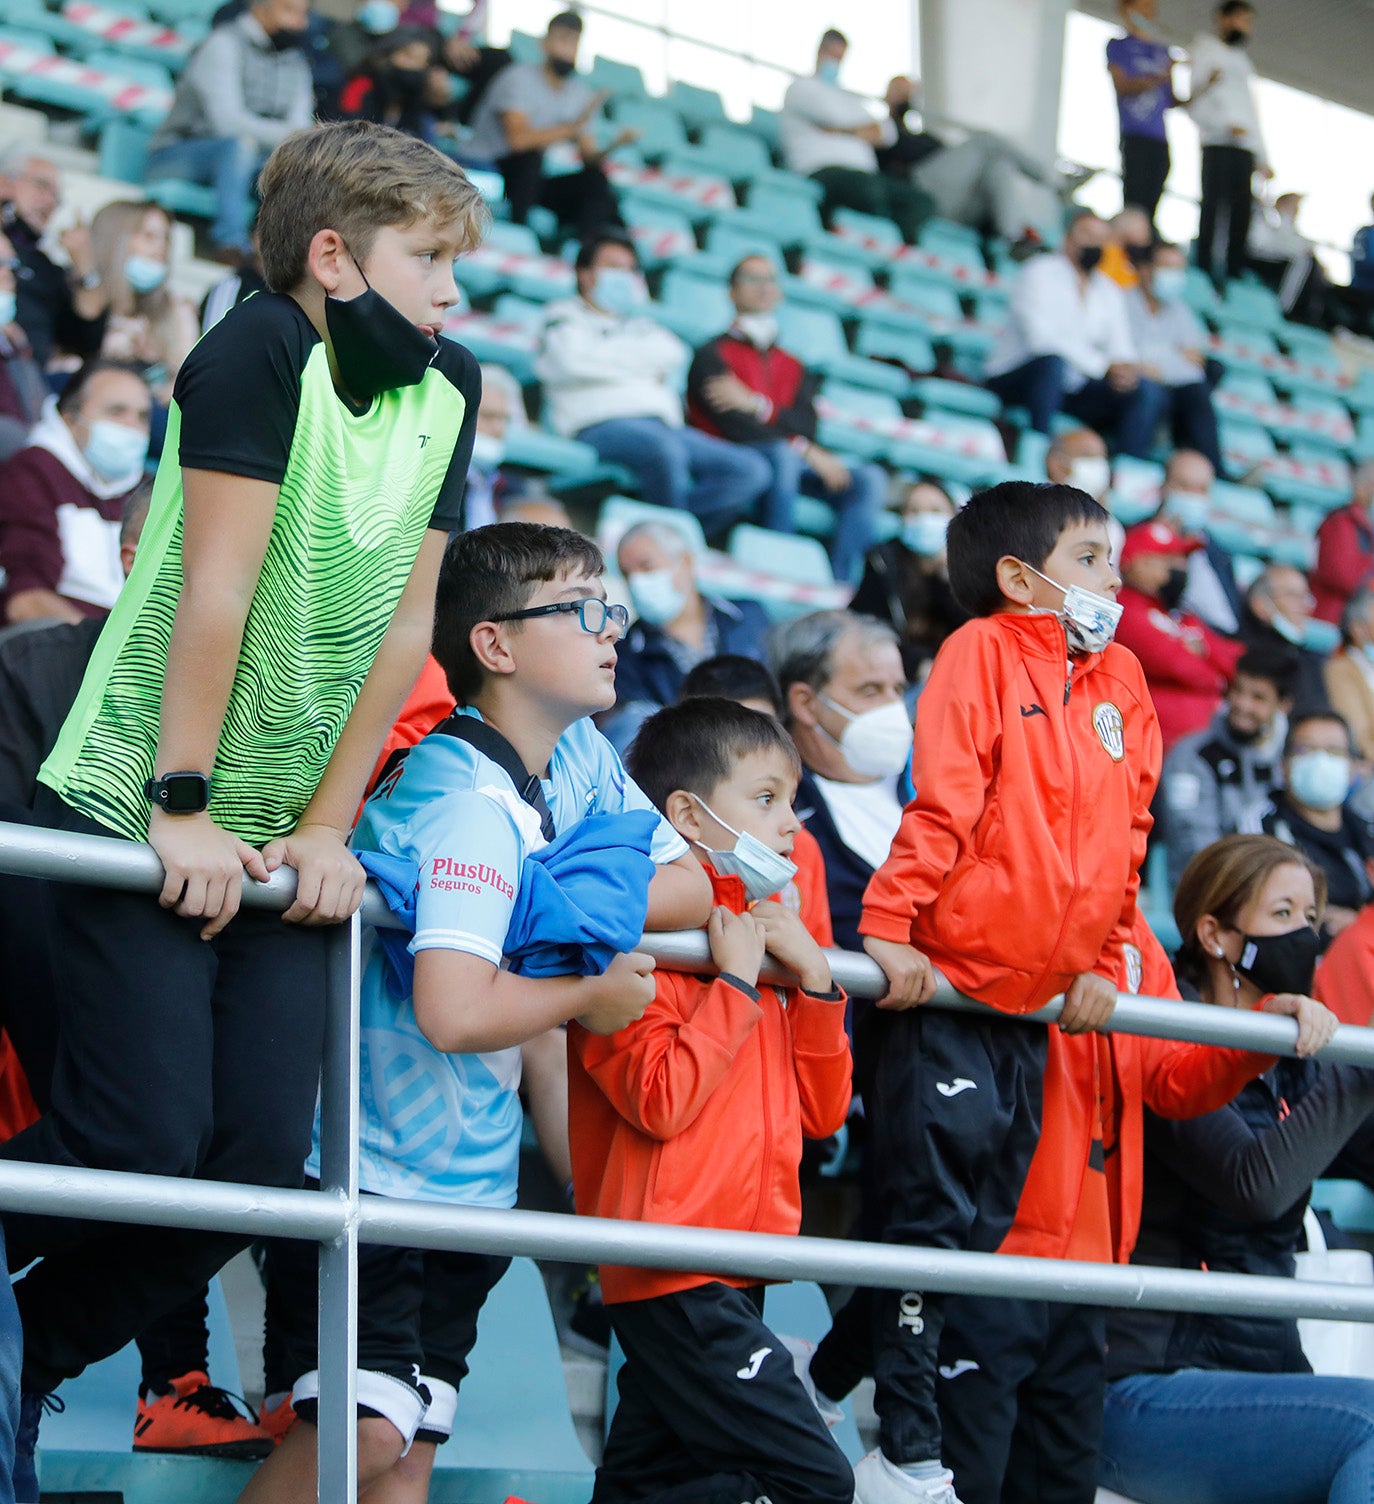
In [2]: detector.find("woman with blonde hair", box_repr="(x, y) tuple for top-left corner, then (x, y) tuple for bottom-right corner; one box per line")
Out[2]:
(89, 200), (198, 402)
(1100, 832), (1374, 1504)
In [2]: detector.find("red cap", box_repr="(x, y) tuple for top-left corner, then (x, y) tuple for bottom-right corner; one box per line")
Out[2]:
(1121, 519), (1203, 567)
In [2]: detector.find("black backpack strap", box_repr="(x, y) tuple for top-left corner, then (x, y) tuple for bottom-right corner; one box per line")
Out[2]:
(428, 711), (556, 842)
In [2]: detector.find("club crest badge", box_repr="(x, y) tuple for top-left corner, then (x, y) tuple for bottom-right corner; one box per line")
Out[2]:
(1092, 702), (1125, 761)
(1123, 944), (1143, 996)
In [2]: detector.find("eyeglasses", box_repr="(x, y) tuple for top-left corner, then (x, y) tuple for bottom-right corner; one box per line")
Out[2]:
(493, 598), (630, 636)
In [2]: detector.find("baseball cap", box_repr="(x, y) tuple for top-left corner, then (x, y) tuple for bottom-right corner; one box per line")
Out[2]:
(1121, 518), (1203, 568)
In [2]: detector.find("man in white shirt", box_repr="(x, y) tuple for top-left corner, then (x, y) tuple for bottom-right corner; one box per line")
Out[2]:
(1247, 192), (1330, 325)
(986, 210), (1165, 459)
(1129, 241), (1223, 471)
(1187, 0), (1271, 290)
(536, 233), (770, 540)
(781, 29), (934, 244)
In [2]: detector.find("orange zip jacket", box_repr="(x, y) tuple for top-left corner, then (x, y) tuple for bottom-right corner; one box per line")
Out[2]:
(860, 612), (1162, 1014)
(1000, 914), (1276, 1264)
(567, 867), (852, 1304)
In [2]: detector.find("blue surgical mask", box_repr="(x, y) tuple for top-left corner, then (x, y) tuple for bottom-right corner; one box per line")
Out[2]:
(1303, 617), (1342, 656)
(901, 512), (949, 556)
(1024, 563), (1124, 655)
(1165, 490), (1209, 534)
(626, 568), (686, 628)
(469, 430), (505, 473)
(1151, 266), (1187, 303)
(83, 419), (148, 482)
(1288, 750), (1352, 812)
(817, 58), (841, 83)
(689, 793), (798, 905)
(0, 290), (14, 327)
(1270, 612), (1305, 647)
(358, 0), (399, 32)
(124, 254), (167, 294)
(1360, 643), (1374, 667)
(594, 267), (647, 317)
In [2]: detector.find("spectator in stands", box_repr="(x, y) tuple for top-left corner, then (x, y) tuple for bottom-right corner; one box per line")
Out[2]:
(1045, 425), (1111, 502)
(1314, 850), (1374, 1027)
(850, 478), (968, 680)
(1108, 0), (1177, 229)
(771, 611), (911, 952)
(986, 209), (1165, 458)
(538, 234), (770, 539)
(780, 30), (934, 245)
(199, 237), (269, 335)
(1115, 518), (1243, 750)
(498, 491), (572, 527)
(89, 202), (199, 405)
(1161, 647), (1295, 886)
(1188, 0), (1270, 291)
(1100, 205), (1155, 291)
(0, 360), (151, 625)
(1128, 242), (1224, 470)
(1343, 191), (1374, 333)
(1247, 191), (1332, 327)
(429, 15), (511, 131)
(1101, 837), (1374, 1504)
(0, 149), (108, 370)
(878, 77), (1062, 246)
(1325, 588), (1374, 763)
(339, 26), (437, 138)
(1244, 711), (1373, 944)
(1155, 449), (1244, 634)
(465, 12), (632, 239)
(1240, 564), (1334, 707)
(603, 520), (768, 753)
(146, 0), (314, 261)
(0, 230), (46, 465)
(1311, 461), (1374, 624)
(463, 362), (522, 530)
(686, 254), (886, 583)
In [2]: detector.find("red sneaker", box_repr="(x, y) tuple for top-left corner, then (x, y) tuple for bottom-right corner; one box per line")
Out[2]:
(133, 1370), (273, 1459)
(259, 1392), (300, 1447)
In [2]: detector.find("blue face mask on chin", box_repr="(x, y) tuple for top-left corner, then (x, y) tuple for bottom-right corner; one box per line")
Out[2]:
(817, 58), (841, 83)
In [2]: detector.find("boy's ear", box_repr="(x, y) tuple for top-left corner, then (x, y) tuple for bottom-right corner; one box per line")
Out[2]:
(469, 620), (516, 680)
(305, 229), (353, 296)
(996, 555), (1038, 609)
(664, 788), (703, 845)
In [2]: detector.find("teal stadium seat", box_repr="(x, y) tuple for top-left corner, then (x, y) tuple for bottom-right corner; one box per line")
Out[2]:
(1108, 456), (1164, 527)
(695, 123), (773, 184)
(730, 183), (829, 253)
(609, 97), (690, 161)
(815, 381), (904, 462)
(599, 495), (708, 558)
(910, 376), (1001, 423)
(442, 294), (542, 382)
(506, 28), (543, 63)
(1309, 1180), (1374, 1235)
(729, 523), (835, 587)
(1218, 278), (1285, 335)
(588, 53), (646, 98)
(779, 306), (911, 397)
(699, 220), (785, 278)
(668, 79), (728, 131)
(618, 199), (699, 269)
(748, 105), (782, 154)
(652, 266), (733, 346)
(787, 255), (876, 317)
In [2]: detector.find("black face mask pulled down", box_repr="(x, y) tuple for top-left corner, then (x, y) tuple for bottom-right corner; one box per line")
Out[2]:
(269, 25), (307, 51)
(325, 258), (438, 406)
(382, 64), (428, 101)
(1157, 565), (1189, 612)
(547, 55), (576, 78)
(1223, 26), (1250, 46)
(1234, 924), (1322, 998)
(1076, 244), (1103, 273)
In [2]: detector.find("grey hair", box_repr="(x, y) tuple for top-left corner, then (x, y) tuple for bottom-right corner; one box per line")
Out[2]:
(0, 145), (50, 180)
(618, 519), (693, 561)
(1342, 585), (1374, 641)
(769, 609), (899, 706)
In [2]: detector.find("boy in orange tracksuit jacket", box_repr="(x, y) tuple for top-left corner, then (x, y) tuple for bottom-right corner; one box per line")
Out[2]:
(568, 697), (855, 1504)
(809, 481), (1162, 1504)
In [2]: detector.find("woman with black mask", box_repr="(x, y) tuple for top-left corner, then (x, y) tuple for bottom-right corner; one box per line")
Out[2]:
(1099, 833), (1374, 1504)
(340, 27), (436, 140)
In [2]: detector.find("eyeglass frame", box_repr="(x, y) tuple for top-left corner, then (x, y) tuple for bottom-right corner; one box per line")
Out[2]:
(491, 598), (630, 636)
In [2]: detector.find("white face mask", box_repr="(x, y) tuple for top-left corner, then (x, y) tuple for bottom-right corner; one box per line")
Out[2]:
(819, 693), (913, 778)
(469, 429), (505, 472)
(626, 567), (687, 628)
(689, 793), (798, 904)
(1024, 562), (1124, 655)
(901, 512), (950, 556)
(1164, 490), (1209, 534)
(83, 418), (149, 483)
(734, 312), (778, 348)
(0, 289), (15, 327)
(1067, 456), (1111, 502)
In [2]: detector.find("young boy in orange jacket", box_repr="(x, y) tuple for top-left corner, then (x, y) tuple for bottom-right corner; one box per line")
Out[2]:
(810, 481), (1162, 1504)
(568, 696), (855, 1504)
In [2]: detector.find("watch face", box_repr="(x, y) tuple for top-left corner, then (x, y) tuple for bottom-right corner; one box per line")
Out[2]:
(162, 775), (208, 813)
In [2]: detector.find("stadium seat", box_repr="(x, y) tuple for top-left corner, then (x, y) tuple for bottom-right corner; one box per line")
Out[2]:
(607, 157), (736, 221)
(780, 306), (911, 397)
(910, 377), (1000, 423)
(1262, 446), (1352, 511)
(1108, 456), (1164, 526)
(729, 523), (834, 587)
(731, 183), (829, 252)
(695, 123), (774, 185)
(1179, 265), (1221, 322)
(651, 265), (733, 346)
(443, 294), (543, 382)
(507, 28), (543, 63)
(700, 220), (785, 277)
(1217, 278), (1285, 335)
(884, 411), (1007, 488)
(609, 97), (690, 161)
(599, 495), (708, 559)
(747, 105), (782, 154)
(853, 317), (933, 374)
(668, 79), (727, 131)
(815, 381), (904, 462)
(759, 1283), (865, 1464)
(99, 116), (219, 218)
(588, 53), (646, 99)
(828, 206), (904, 270)
(788, 255), (877, 317)
(501, 428), (604, 479)
(617, 198), (699, 269)
(1309, 1179), (1374, 1235)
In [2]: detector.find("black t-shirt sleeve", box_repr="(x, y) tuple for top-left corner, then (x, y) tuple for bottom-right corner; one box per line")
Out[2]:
(427, 339), (481, 533)
(174, 292), (311, 484)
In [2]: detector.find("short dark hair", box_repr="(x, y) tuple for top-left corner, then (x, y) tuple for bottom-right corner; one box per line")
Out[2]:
(433, 523), (605, 703)
(56, 358), (147, 417)
(626, 697), (801, 814)
(548, 10), (583, 33)
(679, 655), (783, 715)
(1232, 647), (1298, 700)
(575, 230), (637, 272)
(1217, 0), (1253, 15)
(945, 481), (1110, 618)
(120, 478), (153, 549)
(819, 28), (847, 48)
(1284, 710), (1356, 759)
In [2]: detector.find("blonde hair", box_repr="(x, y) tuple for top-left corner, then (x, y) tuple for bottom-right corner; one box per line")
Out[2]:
(1174, 833), (1327, 986)
(256, 120), (488, 292)
(90, 199), (173, 324)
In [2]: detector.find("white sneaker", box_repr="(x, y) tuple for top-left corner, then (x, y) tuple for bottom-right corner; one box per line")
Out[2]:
(853, 1450), (962, 1504)
(779, 1335), (847, 1431)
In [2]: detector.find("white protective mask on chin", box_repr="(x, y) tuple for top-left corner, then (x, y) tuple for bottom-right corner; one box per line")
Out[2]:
(1024, 562), (1123, 655)
(689, 794), (798, 904)
(1067, 455), (1112, 502)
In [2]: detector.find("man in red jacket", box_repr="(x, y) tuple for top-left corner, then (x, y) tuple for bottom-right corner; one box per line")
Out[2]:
(686, 254), (885, 582)
(1311, 462), (1374, 624)
(1115, 517), (1242, 751)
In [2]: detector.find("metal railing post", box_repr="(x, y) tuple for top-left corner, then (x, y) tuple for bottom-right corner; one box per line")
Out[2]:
(316, 912), (361, 1503)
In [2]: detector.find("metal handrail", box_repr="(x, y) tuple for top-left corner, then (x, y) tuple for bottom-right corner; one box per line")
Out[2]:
(3, 820), (1374, 1501)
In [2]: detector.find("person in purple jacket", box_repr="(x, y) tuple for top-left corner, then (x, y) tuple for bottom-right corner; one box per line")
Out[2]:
(1107, 0), (1178, 229)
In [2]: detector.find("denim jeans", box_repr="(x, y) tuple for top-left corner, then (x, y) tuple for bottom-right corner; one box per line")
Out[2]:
(0, 1224), (18, 1504)
(988, 354), (1166, 459)
(1101, 1369), (1374, 1504)
(755, 441), (886, 584)
(145, 136), (264, 252)
(577, 417), (771, 540)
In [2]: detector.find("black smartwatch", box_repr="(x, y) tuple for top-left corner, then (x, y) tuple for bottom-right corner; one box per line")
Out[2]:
(143, 771), (210, 814)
